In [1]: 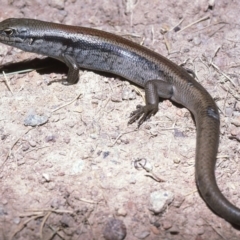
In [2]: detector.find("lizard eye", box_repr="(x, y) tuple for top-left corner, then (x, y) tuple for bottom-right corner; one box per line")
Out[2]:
(3, 28), (14, 36)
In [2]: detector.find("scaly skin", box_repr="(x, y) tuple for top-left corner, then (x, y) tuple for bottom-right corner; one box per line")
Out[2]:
(0, 18), (239, 224)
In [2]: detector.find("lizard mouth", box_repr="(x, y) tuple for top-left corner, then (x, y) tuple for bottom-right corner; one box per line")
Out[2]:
(0, 36), (10, 42)
(0, 35), (23, 43)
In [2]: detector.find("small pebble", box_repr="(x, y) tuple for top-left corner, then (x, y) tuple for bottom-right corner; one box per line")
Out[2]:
(116, 208), (127, 217)
(45, 134), (56, 142)
(13, 217), (20, 224)
(169, 225), (179, 234)
(195, 218), (204, 226)
(103, 218), (127, 240)
(22, 143), (30, 151)
(42, 173), (50, 182)
(232, 116), (240, 127)
(17, 157), (25, 166)
(134, 230), (150, 239)
(150, 225), (160, 235)
(122, 88), (136, 100)
(149, 190), (174, 214)
(111, 94), (122, 102)
(225, 107), (233, 117)
(162, 220), (172, 230)
(29, 140), (37, 147)
(173, 157), (181, 164)
(197, 226), (205, 235)
(193, 36), (201, 45)
(24, 113), (48, 126)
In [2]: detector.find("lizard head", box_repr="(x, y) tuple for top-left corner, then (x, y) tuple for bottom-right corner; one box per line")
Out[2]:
(0, 18), (31, 46)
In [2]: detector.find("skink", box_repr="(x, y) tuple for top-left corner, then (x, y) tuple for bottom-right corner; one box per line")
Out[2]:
(0, 18), (239, 225)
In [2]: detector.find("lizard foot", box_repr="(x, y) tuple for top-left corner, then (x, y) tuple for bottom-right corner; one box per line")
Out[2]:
(128, 104), (158, 127)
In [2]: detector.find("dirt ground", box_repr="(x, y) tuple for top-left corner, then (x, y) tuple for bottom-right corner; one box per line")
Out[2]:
(0, 0), (240, 239)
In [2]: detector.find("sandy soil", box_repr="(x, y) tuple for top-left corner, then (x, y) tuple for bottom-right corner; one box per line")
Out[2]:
(0, 0), (240, 239)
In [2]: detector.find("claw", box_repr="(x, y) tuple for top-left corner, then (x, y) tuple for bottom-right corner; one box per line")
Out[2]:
(128, 104), (158, 126)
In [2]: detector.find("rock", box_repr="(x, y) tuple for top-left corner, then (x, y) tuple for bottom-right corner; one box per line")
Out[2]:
(149, 190), (174, 214)
(103, 218), (127, 240)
